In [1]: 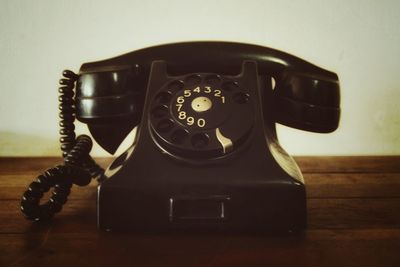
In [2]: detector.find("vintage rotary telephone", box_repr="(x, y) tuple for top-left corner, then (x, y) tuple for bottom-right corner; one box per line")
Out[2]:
(21, 42), (340, 231)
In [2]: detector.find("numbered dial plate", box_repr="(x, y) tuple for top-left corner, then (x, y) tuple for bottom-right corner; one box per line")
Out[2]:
(150, 73), (254, 159)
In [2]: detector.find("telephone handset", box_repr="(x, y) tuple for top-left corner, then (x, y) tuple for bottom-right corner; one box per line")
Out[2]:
(21, 42), (340, 231)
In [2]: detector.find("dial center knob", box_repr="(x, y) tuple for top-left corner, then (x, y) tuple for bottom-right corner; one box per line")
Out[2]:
(191, 96), (212, 112)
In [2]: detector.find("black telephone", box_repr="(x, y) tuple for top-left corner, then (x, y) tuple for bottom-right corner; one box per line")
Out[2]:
(21, 42), (340, 231)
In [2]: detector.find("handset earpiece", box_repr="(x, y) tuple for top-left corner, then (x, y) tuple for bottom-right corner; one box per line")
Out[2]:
(75, 66), (142, 154)
(273, 70), (340, 133)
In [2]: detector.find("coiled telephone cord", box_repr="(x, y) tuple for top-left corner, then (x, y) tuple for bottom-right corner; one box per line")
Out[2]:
(20, 70), (104, 221)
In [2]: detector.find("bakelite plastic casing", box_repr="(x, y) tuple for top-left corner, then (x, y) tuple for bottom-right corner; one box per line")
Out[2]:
(74, 42), (340, 231)
(76, 42), (340, 154)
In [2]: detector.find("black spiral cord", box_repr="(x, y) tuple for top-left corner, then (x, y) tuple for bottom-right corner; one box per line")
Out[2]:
(20, 70), (104, 221)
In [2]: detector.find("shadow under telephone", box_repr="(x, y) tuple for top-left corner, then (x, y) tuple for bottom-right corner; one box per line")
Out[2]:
(21, 42), (340, 231)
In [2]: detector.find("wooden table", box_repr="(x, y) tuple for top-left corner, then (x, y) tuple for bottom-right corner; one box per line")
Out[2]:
(1, 156), (400, 267)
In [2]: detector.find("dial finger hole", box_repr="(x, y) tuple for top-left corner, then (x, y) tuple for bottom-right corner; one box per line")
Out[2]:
(222, 81), (239, 92)
(168, 80), (184, 92)
(156, 119), (174, 133)
(233, 92), (249, 104)
(191, 133), (209, 149)
(205, 75), (221, 85)
(185, 74), (202, 85)
(170, 129), (189, 144)
(155, 91), (172, 104)
(151, 105), (168, 119)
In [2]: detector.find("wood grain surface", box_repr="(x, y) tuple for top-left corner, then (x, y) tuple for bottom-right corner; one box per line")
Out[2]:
(1, 156), (399, 267)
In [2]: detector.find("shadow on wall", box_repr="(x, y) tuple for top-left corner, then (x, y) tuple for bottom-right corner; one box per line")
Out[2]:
(0, 132), (59, 156)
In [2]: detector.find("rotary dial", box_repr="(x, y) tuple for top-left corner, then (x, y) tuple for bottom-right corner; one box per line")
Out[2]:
(149, 73), (253, 159)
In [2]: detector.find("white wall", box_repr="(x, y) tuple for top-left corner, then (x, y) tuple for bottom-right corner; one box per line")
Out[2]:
(1, 0), (399, 156)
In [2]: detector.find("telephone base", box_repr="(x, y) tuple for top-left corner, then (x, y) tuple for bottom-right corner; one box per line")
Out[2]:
(97, 60), (307, 232)
(98, 179), (306, 232)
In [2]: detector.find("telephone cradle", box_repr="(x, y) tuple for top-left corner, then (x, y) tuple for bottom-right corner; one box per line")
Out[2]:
(21, 42), (340, 232)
